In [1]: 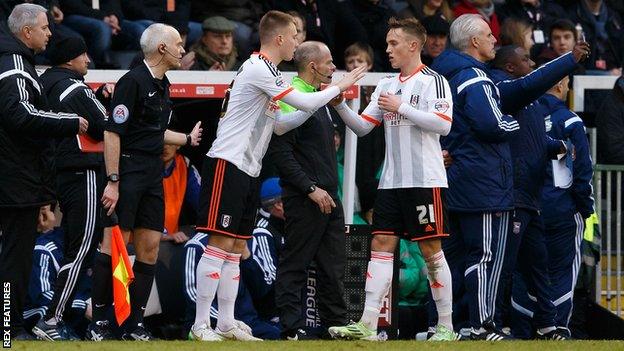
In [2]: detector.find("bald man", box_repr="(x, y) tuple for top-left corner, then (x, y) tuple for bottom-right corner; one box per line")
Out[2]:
(267, 41), (348, 340)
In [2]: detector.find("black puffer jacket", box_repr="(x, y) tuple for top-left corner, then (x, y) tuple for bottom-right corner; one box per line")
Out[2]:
(0, 31), (79, 207)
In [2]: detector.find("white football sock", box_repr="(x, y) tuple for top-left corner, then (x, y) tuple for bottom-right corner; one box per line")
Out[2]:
(216, 253), (241, 332)
(426, 250), (453, 330)
(194, 245), (227, 326)
(360, 251), (394, 331)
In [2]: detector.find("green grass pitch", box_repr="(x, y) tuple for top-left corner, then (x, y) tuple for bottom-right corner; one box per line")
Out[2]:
(10, 340), (624, 351)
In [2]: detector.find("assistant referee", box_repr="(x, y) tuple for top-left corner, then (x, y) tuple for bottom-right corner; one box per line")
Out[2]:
(90, 23), (202, 341)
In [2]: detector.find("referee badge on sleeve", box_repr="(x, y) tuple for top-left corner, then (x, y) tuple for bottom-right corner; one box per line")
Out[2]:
(112, 104), (129, 124)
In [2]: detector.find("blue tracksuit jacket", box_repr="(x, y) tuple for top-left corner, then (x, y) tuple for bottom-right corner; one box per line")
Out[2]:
(539, 93), (594, 223)
(431, 50), (578, 212)
(490, 69), (564, 211)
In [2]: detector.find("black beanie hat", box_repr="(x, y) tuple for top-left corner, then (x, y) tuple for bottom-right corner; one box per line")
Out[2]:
(47, 36), (88, 66)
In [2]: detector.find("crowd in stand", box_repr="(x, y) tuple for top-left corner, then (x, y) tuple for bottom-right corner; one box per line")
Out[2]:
(0, 0), (621, 343)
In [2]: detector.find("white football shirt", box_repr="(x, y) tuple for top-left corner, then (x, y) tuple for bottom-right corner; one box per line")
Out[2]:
(207, 53), (294, 177)
(363, 65), (453, 189)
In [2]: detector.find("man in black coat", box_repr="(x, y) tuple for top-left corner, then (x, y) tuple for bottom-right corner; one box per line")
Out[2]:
(0, 3), (87, 339)
(32, 36), (111, 341)
(267, 41), (348, 340)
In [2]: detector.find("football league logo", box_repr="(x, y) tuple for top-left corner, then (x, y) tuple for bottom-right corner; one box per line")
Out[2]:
(434, 100), (450, 114)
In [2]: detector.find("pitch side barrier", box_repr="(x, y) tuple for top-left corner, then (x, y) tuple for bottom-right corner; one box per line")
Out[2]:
(574, 75), (622, 318)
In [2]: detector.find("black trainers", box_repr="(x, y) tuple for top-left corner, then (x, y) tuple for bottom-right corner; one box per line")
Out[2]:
(536, 329), (568, 340)
(470, 327), (513, 341)
(32, 319), (65, 341)
(86, 320), (115, 341)
(122, 323), (155, 341)
(13, 329), (36, 340)
(283, 328), (316, 341)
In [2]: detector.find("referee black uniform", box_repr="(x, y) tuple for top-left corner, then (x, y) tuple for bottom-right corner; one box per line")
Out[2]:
(34, 37), (108, 338)
(267, 96), (347, 338)
(101, 59), (172, 335)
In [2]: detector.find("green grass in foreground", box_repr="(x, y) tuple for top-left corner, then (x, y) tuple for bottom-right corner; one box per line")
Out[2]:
(9, 340), (624, 351)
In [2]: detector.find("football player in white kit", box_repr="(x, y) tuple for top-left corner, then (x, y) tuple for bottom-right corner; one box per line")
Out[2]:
(190, 10), (365, 341)
(328, 17), (458, 341)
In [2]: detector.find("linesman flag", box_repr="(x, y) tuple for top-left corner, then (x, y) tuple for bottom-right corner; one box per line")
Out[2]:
(111, 225), (134, 325)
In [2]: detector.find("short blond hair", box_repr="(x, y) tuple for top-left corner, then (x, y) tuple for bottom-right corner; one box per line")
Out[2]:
(259, 10), (295, 42)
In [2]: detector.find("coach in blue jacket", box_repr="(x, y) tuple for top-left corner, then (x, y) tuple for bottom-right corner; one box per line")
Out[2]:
(432, 14), (589, 340)
(489, 46), (569, 340)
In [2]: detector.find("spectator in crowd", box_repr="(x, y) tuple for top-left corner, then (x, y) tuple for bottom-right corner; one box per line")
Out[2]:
(568, 0), (624, 73)
(351, 0), (396, 71)
(189, 0), (269, 58)
(344, 42), (375, 73)
(190, 10), (364, 342)
(535, 19), (578, 66)
(289, 11), (307, 46)
(399, 0), (454, 21)
(190, 16), (241, 72)
(526, 75), (593, 338)
(276, 0), (368, 69)
(0, 3), (88, 340)
(59, 0), (124, 68)
(183, 231), (281, 340)
(432, 13), (588, 340)
(96, 23), (202, 341)
(240, 178), (285, 325)
(342, 42), (383, 224)
(32, 36), (109, 341)
(453, 0), (501, 40)
(121, 0), (191, 42)
(278, 11), (307, 72)
(268, 41), (348, 340)
(596, 73), (624, 164)
(496, 0), (568, 55)
(500, 17), (534, 54)
(330, 17), (457, 342)
(421, 14), (449, 65)
(489, 45), (570, 340)
(161, 143), (201, 244)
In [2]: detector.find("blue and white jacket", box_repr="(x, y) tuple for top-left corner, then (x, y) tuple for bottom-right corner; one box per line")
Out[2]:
(539, 93), (594, 225)
(490, 69), (564, 212)
(24, 228), (90, 325)
(432, 50), (578, 212)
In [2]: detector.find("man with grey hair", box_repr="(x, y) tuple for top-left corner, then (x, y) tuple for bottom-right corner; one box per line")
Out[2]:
(0, 3), (88, 340)
(91, 23), (203, 341)
(267, 41), (348, 340)
(431, 14), (589, 340)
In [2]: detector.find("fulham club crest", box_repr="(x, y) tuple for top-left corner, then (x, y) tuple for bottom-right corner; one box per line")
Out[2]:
(221, 214), (232, 228)
(410, 94), (419, 107)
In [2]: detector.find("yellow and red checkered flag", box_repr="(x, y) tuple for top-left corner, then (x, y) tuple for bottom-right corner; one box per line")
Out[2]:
(111, 225), (134, 325)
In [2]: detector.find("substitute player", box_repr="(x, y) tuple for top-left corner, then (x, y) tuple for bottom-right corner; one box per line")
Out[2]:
(191, 10), (365, 342)
(328, 17), (457, 341)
